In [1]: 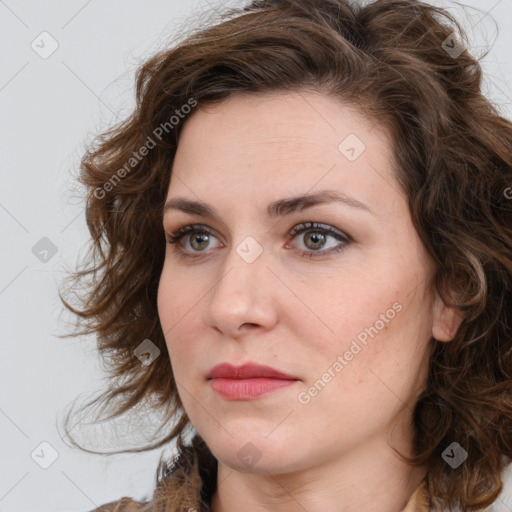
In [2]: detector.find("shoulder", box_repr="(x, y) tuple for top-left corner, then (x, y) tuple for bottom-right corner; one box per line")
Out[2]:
(446, 461), (512, 512)
(86, 497), (151, 512)
(487, 461), (512, 511)
(471, 461), (512, 512)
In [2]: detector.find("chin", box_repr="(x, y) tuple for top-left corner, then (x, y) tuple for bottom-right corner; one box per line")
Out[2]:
(202, 432), (304, 475)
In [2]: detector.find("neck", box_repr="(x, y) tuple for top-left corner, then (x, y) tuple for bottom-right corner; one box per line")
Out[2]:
(210, 434), (427, 512)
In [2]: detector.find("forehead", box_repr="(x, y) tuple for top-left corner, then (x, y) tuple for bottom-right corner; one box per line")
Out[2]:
(168, 90), (402, 217)
(176, 90), (385, 154)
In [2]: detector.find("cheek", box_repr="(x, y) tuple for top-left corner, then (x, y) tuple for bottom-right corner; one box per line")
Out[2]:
(157, 263), (199, 328)
(315, 278), (398, 348)
(157, 272), (206, 371)
(307, 265), (430, 374)
(157, 276), (185, 351)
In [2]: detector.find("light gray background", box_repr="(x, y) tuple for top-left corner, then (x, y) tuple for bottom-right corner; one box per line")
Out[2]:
(1, 1), (512, 511)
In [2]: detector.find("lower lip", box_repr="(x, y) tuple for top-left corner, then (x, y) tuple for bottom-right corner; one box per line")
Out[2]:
(209, 377), (298, 400)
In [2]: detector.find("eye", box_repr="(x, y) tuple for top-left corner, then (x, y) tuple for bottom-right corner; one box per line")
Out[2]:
(165, 224), (221, 256)
(287, 222), (351, 258)
(165, 221), (351, 259)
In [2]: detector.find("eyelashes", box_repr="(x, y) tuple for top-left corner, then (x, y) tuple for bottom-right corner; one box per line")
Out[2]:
(165, 221), (352, 260)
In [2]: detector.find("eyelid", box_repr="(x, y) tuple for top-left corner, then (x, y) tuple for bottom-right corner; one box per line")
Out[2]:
(288, 221), (351, 242)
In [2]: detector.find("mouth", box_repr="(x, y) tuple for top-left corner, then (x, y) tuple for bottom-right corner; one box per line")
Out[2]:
(207, 362), (299, 401)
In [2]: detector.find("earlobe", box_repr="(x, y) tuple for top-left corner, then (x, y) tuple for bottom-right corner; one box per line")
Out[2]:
(432, 289), (464, 342)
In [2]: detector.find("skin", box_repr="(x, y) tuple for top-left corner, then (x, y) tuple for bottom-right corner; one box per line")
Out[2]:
(157, 90), (462, 512)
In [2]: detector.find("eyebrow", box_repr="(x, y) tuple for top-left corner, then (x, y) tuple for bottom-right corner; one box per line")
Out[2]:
(162, 190), (373, 222)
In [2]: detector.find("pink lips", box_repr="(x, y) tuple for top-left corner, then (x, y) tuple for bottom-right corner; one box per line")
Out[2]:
(207, 362), (299, 400)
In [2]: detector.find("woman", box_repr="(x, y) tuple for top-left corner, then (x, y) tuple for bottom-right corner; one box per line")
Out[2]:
(60, 0), (512, 511)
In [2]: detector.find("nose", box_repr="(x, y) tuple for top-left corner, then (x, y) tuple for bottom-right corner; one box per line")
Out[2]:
(203, 241), (279, 339)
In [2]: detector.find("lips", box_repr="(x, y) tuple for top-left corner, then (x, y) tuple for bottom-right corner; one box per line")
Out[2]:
(207, 362), (299, 400)
(207, 362), (297, 380)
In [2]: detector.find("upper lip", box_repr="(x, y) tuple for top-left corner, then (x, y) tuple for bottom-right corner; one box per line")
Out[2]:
(207, 362), (298, 380)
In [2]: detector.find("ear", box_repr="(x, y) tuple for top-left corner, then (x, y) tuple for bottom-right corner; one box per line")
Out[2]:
(432, 289), (464, 342)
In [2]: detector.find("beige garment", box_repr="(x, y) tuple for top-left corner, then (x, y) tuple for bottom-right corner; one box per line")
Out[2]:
(92, 481), (432, 511)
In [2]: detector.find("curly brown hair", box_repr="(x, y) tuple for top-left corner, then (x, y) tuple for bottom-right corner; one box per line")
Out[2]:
(59, 0), (512, 510)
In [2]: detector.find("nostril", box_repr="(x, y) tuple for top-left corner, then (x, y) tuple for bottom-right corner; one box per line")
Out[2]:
(240, 322), (259, 329)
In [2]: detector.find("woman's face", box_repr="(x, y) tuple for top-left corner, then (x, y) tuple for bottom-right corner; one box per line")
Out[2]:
(157, 90), (460, 474)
